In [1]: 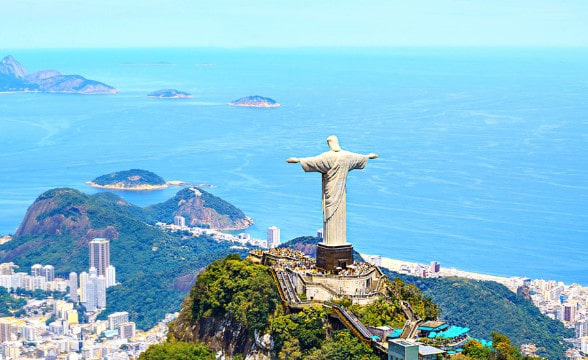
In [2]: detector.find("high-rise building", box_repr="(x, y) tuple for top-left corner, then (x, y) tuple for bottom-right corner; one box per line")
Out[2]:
(43, 265), (55, 282)
(96, 276), (106, 308)
(429, 261), (440, 274)
(79, 272), (89, 303)
(106, 265), (116, 288)
(89, 238), (110, 278)
(0, 320), (14, 342)
(564, 304), (576, 322)
(108, 312), (129, 330)
(119, 322), (136, 340)
(0, 263), (16, 275)
(69, 272), (78, 303)
(31, 264), (43, 277)
(84, 267), (107, 313)
(85, 268), (98, 312)
(174, 215), (186, 228)
(267, 226), (281, 248)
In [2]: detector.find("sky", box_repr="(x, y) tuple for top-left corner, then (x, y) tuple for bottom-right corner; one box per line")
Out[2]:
(1, 0), (588, 49)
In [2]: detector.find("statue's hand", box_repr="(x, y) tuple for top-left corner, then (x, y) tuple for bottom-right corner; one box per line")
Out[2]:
(286, 157), (300, 163)
(368, 153), (379, 159)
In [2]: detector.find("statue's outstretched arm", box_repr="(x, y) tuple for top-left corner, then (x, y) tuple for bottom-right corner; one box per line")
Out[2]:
(286, 157), (300, 163)
(368, 153), (378, 159)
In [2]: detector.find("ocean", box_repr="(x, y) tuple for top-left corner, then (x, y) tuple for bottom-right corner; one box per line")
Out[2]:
(1, 47), (586, 285)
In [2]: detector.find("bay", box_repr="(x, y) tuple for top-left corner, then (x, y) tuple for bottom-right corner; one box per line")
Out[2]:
(0, 47), (586, 285)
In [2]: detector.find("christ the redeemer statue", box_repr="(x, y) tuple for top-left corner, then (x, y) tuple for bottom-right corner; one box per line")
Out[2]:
(287, 135), (378, 270)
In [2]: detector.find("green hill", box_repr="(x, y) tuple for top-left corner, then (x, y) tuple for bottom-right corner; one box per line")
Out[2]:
(388, 270), (573, 359)
(88, 169), (166, 189)
(144, 187), (253, 230)
(0, 188), (250, 329)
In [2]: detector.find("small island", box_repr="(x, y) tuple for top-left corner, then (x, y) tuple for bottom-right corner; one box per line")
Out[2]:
(87, 169), (172, 191)
(147, 89), (192, 99)
(228, 95), (280, 108)
(0, 55), (117, 94)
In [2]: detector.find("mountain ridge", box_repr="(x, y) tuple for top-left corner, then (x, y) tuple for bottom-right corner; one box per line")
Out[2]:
(0, 55), (117, 94)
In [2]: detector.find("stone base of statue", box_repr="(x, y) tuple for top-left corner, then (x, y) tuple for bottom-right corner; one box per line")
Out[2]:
(316, 243), (354, 272)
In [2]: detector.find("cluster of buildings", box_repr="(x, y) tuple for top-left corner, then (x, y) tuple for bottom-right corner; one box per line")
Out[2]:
(161, 217), (282, 249)
(0, 263), (67, 293)
(363, 255), (588, 358)
(0, 239), (116, 315)
(0, 302), (170, 359)
(0, 238), (158, 359)
(524, 279), (588, 356)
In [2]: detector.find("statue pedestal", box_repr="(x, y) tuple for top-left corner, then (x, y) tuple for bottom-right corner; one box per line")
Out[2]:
(316, 243), (353, 272)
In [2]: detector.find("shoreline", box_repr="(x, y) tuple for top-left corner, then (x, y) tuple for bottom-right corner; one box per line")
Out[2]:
(361, 253), (531, 290)
(85, 180), (214, 191)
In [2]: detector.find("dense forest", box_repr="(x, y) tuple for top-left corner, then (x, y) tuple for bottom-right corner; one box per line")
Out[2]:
(169, 255), (382, 359)
(0, 188), (250, 329)
(388, 270), (573, 359)
(90, 169), (166, 187)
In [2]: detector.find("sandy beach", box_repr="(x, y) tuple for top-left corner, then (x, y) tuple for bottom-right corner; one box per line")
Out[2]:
(361, 254), (524, 291)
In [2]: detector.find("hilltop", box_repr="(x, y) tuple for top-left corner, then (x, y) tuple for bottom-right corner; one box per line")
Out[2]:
(144, 187), (253, 230)
(0, 55), (117, 94)
(0, 190), (573, 358)
(86, 169), (168, 191)
(0, 187), (252, 329)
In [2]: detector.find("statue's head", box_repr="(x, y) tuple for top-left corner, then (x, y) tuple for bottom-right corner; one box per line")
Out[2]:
(327, 135), (341, 152)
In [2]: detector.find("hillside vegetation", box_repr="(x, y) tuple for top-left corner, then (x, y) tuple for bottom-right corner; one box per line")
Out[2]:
(144, 187), (252, 229)
(390, 271), (573, 359)
(0, 188), (250, 329)
(89, 169), (166, 187)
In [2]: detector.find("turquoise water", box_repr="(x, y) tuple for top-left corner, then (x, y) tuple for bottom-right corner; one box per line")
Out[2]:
(1, 48), (587, 285)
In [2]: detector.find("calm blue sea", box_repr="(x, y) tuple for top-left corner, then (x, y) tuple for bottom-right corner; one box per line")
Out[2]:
(1, 48), (586, 285)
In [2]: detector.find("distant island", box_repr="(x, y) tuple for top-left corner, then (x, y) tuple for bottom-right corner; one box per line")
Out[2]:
(228, 95), (280, 107)
(0, 55), (117, 94)
(148, 89), (192, 99)
(87, 169), (172, 190)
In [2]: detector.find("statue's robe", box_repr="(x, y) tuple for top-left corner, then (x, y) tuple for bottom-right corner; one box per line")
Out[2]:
(299, 150), (369, 246)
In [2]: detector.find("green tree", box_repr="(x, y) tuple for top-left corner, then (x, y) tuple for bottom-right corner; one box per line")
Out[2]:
(138, 341), (214, 360)
(270, 305), (327, 356)
(305, 330), (378, 360)
(279, 338), (302, 360)
(463, 339), (492, 359)
(187, 255), (280, 333)
(492, 332), (521, 360)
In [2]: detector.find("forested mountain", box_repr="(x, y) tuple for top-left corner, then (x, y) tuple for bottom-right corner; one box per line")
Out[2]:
(389, 270), (573, 359)
(0, 188), (250, 329)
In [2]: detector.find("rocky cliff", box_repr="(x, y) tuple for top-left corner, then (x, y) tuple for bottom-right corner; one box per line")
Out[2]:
(0, 55), (117, 94)
(14, 188), (121, 240)
(145, 187), (253, 230)
(168, 255), (277, 359)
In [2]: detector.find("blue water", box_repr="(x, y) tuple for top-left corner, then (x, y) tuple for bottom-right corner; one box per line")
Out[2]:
(1, 48), (587, 285)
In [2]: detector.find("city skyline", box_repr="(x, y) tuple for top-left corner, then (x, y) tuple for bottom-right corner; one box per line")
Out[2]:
(1, 1), (587, 49)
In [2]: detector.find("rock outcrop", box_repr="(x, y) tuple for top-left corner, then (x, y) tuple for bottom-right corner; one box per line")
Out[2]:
(148, 89), (192, 98)
(228, 95), (280, 107)
(145, 187), (254, 230)
(14, 188), (121, 240)
(0, 55), (117, 94)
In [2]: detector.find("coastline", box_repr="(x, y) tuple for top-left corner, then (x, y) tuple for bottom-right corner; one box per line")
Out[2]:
(84, 180), (209, 191)
(85, 181), (169, 191)
(361, 253), (526, 291)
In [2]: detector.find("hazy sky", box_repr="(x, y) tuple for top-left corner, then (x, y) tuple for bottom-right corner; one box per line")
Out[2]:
(2, 0), (588, 48)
